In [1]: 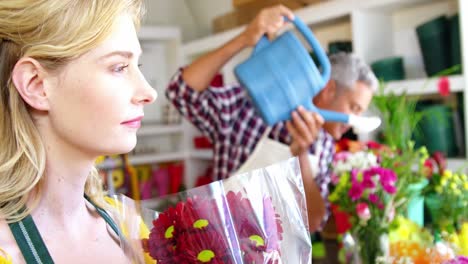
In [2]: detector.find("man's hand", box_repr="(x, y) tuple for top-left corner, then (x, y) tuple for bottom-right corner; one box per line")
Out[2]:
(240, 5), (295, 47)
(286, 106), (324, 156)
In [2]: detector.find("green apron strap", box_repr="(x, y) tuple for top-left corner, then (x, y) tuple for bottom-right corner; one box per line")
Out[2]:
(8, 215), (54, 264)
(7, 195), (121, 264)
(84, 195), (121, 238)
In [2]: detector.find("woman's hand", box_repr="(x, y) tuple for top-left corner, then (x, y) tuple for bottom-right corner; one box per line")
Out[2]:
(239, 5), (295, 47)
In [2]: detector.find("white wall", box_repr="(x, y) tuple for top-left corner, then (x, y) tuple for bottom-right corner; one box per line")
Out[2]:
(143, 0), (201, 41)
(143, 0), (234, 42)
(184, 0), (232, 37)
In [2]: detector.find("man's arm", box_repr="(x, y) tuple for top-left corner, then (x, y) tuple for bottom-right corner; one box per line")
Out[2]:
(182, 5), (295, 92)
(297, 152), (327, 232)
(286, 106), (326, 232)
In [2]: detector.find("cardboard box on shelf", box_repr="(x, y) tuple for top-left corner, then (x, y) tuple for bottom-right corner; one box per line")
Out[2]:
(235, 0), (304, 11)
(232, 0), (256, 8)
(214, 0), (305, 33)
(212, 11), (241, 33)
(296, 0), (323, 4)
(233, 0), (323, 8)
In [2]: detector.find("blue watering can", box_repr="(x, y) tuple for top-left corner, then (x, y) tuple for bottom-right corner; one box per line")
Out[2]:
(234, 17), (381, 132)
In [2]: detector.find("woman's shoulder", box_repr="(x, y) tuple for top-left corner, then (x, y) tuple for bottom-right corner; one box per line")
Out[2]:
(0, 219), (20, 263)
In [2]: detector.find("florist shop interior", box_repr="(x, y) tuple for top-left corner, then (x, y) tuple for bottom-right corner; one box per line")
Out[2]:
(93, 0), (467, 263)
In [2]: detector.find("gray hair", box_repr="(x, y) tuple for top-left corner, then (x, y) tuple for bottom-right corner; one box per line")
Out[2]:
(329, 52), (378, 92)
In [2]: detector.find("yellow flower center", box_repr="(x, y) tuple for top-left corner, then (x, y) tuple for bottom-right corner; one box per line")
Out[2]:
(165, 225), (174, 239)
(249, 235), (265, 247)
(193, 219), (209, 229)
(197, 250), (215, 262)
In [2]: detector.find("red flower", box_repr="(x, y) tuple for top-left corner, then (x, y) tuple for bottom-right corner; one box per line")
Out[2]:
(177, 230), (232, 264)
(366, 141), (382, 150)
(438, 76), (451, 97)
(225, 191), (283, 262)
(262, 196), (283, 251)
(432, 151), (447, 174)
(146, 191), (284, 262)
(178, 196), (223, 233)
(423, 158), (435, 177)
(147, 205), (181, 260)
(336, 138), (364, 153)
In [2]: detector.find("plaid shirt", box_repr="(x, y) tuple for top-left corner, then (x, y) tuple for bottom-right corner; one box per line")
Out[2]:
(166, 68), (335, 220)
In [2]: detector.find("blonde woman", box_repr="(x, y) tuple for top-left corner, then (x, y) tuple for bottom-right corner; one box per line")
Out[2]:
(0, 0), (156, 263)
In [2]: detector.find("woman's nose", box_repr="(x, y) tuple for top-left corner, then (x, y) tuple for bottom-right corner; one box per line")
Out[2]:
(132, 73), (157, 105)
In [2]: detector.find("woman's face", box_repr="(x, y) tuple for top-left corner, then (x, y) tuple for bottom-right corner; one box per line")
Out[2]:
(46, 15), (156, 157)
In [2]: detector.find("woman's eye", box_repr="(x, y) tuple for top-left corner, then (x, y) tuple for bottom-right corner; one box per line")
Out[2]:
(113, 64), (129, 73)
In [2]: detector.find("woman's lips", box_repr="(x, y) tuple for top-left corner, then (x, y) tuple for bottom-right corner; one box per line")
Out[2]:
(121, 116), (143, 128)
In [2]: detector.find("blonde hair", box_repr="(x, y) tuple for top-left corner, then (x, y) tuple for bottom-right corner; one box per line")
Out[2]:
(0, 0), (144, 222)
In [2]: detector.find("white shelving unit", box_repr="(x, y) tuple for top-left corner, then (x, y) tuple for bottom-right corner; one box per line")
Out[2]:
(129, 152), (185, 166)
(137, 124), (184, 137)
(181, 0), (468, 181)
(385, 75), (465, 96)
(189, 149), (214, 160)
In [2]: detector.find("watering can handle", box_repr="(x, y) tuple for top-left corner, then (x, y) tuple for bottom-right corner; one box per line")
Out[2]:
(252, 17), (331, 82)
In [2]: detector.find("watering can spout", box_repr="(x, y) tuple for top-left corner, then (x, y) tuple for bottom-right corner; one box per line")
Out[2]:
(315, 108), (382, 133)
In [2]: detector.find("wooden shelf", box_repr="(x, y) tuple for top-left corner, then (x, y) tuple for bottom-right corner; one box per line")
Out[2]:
(384, 75), (465, 96)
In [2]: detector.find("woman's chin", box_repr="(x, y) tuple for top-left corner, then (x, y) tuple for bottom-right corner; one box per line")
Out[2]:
(99, 140), (137, 156)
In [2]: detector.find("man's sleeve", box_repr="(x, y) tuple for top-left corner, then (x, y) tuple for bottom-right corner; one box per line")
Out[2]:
(165, 68), (248, 140)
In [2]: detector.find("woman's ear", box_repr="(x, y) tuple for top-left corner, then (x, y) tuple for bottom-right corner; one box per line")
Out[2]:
(11, 58), (50, 111)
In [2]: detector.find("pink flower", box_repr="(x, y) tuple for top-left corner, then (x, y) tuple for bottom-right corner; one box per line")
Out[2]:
(333, 151), (350, 162)
(362, 169), (377, 189)
(438, 76), (451, 97)
(368, 193), (380, 205)
(379, 169), (397, 194)
(356, 203), (371, 221)
(348, 181), (364, 201)
(331, 173), (340, 185)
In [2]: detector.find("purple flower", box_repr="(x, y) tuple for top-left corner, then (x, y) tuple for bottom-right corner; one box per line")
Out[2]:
(348, 181), (364, 201)
(362, 169), (377, 189)
(379, 168), (397, 194)
(443, 256), (468, 264)
(368, 193), (380, 204)
(368, 193), (384, 209)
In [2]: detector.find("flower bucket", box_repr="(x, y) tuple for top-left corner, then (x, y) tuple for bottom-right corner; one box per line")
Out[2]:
(416, 16), (451, 76)
(406, 179), (429, 226)
(425, 193), (443, 224)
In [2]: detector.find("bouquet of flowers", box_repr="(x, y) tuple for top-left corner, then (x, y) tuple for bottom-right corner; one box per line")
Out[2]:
(109, 158), (312, 264)
(329, 140), (429, 263)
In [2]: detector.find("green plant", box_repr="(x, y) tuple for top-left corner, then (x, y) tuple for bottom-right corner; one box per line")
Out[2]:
(372, 83), (424, 151)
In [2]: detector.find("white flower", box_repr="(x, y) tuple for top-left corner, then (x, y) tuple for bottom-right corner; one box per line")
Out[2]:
(332, 151), (379, 175)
